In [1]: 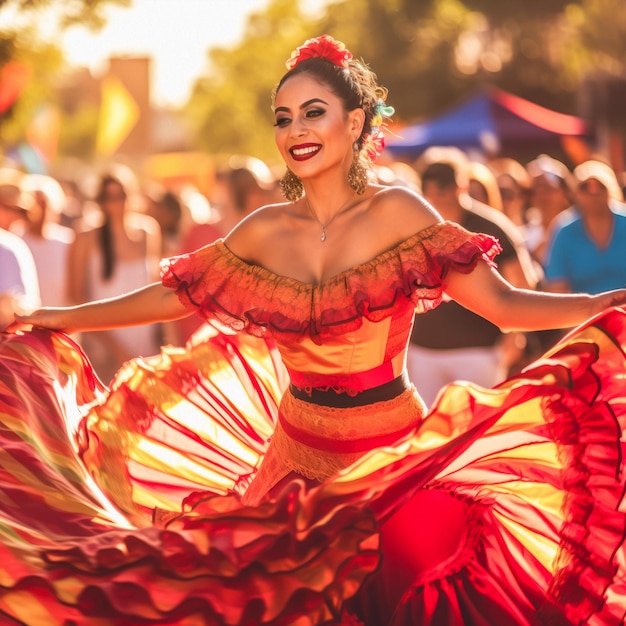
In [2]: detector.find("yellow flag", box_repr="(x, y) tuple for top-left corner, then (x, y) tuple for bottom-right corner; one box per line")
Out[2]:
(96, 74), (139, 155)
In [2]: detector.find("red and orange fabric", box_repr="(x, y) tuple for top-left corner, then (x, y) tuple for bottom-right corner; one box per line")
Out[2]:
(0, 221), (624, 624)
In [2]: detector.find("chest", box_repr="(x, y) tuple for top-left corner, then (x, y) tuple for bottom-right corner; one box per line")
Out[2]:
(257, 222), (393, 285)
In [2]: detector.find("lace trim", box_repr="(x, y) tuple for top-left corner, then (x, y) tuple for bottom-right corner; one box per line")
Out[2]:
(273, 389), (423, 483)
(161, 221), (501, 343)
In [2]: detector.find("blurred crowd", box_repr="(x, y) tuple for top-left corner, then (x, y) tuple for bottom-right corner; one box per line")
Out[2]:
(1, 148), (625, 400)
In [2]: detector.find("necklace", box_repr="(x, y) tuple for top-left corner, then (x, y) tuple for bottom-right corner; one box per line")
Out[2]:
(304, 192), (357, 242)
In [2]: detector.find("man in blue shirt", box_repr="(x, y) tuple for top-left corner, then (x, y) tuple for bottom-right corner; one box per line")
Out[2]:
(544, 159), (626, 295)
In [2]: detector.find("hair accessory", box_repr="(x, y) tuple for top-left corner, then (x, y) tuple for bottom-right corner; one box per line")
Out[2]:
(362, 99), (395, 162)
(286, 35), (353, 70)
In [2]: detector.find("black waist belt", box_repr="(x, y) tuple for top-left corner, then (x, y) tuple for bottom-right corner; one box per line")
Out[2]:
(289, 372), (410, 408)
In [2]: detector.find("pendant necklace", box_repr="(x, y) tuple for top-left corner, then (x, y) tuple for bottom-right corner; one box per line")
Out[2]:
(304, 191), (357, 242)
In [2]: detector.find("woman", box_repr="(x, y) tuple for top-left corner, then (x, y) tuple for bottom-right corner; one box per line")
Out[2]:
(4, 35), (626, 625)
(67, 173), (162, 381)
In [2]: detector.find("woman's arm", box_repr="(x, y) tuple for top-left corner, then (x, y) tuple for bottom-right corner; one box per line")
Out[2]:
(9, 282), (190, 334)
(444, 260), (626, 332)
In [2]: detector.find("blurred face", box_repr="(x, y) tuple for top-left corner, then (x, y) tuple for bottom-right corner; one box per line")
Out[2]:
(422, 182), (458, 214)
(530, 175), (570, 219)
(273, 73), (363, 182)
(497, 174), (525, 216)
(575, 178), (610, 215)
(101, 182), (127, 214)
(0, 190), (26, 230)
(468, 179), (489, 205)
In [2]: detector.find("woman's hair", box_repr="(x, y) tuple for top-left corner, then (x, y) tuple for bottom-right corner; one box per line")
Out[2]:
(273, 55), (387, 154)
(95, 174), (126, 281)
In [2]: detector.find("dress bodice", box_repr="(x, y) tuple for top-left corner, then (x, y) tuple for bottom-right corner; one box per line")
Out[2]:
(161, 220), (501, 392)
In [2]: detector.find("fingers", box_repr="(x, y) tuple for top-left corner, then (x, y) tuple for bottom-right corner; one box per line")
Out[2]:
(2, 317), (31, 334)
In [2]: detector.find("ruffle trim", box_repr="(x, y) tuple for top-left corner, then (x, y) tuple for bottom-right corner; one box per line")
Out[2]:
(534, 311), (626, 624)
(161, 221), (501, 344)
(27, 483), (379, 625)
(0, 329), (377, 625)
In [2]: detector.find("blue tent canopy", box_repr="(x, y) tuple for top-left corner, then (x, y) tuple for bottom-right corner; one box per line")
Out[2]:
(385, 87), (593, 158)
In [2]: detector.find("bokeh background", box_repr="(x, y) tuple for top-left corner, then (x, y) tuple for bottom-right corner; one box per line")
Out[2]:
(1, 0), (625, 190)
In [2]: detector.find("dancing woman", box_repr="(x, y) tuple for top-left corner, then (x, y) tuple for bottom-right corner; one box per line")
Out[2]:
(4, 35), (626, 625)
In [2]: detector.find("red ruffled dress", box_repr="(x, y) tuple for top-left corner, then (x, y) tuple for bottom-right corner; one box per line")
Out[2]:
(0, 220), (625, 625)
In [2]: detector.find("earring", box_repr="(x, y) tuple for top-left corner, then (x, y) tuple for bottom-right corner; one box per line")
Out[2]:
(348, 149), (368, 195)
(279, 168), (304, 202)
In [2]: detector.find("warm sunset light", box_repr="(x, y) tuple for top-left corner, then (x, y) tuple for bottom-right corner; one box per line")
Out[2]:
(60, 0), (274, 107)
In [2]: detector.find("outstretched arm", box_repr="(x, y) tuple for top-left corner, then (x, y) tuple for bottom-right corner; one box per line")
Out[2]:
(8, 282), (190, 334)
(444, 260), (626, 332)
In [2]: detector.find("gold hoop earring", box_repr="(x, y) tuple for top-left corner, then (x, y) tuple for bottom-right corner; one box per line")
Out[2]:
(348, 151), (368, 195)
(279, 168), (304, 202)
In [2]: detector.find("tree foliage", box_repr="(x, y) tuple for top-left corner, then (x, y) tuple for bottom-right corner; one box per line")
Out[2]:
(3, 0), (626, 164)
(0, 0), (129, 63)
(186, 0), (321, 164)
(0, 0), (128, 156)
(185, 0), (626, 161)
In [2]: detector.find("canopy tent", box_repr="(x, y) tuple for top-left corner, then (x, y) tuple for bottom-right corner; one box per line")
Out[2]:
(385, 87), (593, 161)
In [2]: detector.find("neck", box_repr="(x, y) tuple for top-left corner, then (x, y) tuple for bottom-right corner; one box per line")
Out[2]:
(107, 213), (126, 229)
(303, 179), (356, 222)
(300, 163), (355, 218)
(303, 184), (359, 243)
(582, 210), (614, 248)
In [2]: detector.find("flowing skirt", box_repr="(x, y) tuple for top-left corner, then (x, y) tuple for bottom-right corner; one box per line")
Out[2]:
(0, 311), (626, 625)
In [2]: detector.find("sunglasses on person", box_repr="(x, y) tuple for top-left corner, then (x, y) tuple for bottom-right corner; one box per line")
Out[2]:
(578, 179), (607, 193)
(0, 202), (25, 213)
(498, 187), (517, 201)
(102, 192), (127, 202)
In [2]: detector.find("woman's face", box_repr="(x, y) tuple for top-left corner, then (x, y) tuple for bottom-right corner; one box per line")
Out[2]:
(273, 73), (363, 181)
(101, 182), (126, 213)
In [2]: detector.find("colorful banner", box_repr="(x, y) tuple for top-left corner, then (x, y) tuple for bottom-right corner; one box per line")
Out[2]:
(0, 61), (31, 113)
(96, 73), (139, 155)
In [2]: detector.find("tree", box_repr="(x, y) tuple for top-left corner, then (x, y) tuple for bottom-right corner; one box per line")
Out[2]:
(317, 0), (585, 118)
(145, 0), (626, 162)
(0, 0), (129, 157)
(186, 0), (321, 164)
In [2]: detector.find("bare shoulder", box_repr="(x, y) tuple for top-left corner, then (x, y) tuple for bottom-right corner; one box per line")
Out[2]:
(224, 202), (293, 258)
(368, 185), (443, 238)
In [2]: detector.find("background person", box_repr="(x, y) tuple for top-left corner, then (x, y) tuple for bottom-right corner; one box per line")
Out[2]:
(407, 148), (539, 405)
(0, 170), (40, 328)
(67, 171), (163, 382)
(17, 173), (75, 307)
(544, 159), (626, 295)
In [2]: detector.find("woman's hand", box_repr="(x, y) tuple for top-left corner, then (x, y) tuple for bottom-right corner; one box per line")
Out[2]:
(5, 307), (74, 334)
(590, 289), (626, 317)
(5, 283), (191, 335)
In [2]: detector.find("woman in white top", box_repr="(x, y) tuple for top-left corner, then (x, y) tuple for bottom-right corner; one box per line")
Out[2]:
(67, 172), (162, 382)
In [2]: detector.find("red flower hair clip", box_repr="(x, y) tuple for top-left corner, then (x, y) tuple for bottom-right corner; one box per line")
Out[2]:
(286, 35), (353, 70)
